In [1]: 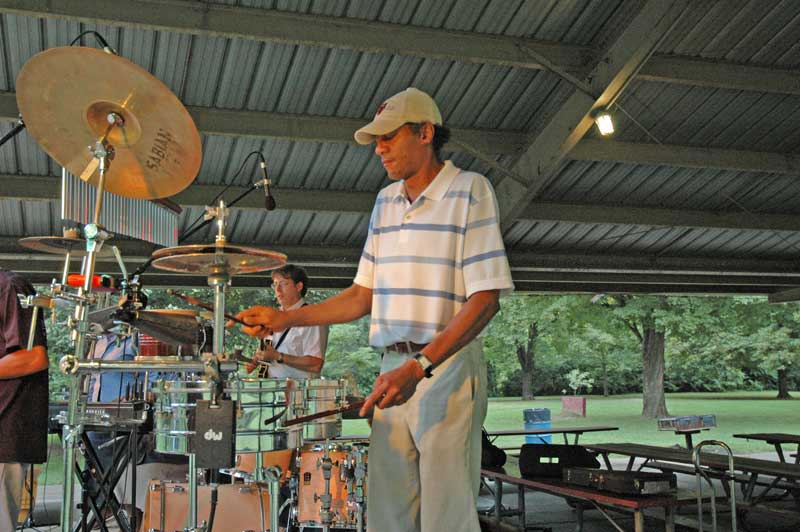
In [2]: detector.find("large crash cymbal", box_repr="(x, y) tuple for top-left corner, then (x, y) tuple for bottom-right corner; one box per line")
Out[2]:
(151, 244), (287, 275)
(18, 235), (114, 257)
(16, 47), (201, 199)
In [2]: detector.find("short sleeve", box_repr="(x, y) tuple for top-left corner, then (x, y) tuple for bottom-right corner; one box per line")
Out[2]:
(1, 282), (26, 353)
(462, 177), (514, 298)
(353, 203), (380, 289)
(300, 325), (328, 359)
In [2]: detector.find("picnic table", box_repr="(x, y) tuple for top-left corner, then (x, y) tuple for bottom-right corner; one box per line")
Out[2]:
(584, 442), (800, 514)
(481, 457), (677, 532)
(733, 433), (800, 464)
(487, 425), (619, 446)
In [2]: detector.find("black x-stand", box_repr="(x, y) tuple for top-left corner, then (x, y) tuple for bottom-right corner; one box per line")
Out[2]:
(70, 425), (142, 532)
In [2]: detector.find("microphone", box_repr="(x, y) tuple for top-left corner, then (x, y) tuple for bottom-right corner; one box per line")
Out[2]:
(259, 160), (276, 211)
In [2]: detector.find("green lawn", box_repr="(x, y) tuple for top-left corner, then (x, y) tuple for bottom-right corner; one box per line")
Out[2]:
(342, 391), (800, 453)
(39, 391), (799, 484)
(479, 392), (800, 453)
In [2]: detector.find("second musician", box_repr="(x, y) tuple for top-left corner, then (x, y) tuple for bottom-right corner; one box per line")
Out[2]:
(245, 264), (328, 379)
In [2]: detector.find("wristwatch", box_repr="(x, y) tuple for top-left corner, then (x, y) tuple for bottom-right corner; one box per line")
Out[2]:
(276, 353), (284, 364)
(413, 352), (434, 378)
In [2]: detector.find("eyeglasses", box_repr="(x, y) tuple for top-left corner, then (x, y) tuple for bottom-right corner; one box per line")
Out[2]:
(271, 280), (293, 290)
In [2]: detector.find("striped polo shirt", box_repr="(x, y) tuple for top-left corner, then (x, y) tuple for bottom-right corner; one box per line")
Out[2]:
(354, 160), (514, 348)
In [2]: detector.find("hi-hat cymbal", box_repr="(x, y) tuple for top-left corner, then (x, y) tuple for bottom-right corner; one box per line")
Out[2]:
(18, 236), (114, 257)
(151, 244), (287, 275)
(16, 47), (201, 199)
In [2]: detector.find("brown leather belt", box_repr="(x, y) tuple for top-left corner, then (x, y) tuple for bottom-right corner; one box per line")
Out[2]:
(385, 341), (428, 353)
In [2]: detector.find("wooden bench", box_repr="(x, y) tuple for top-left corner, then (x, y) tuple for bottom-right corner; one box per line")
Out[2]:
(481, 458), (676, 532)
(587, 442), (800, 518)
(646, 460), (797, 488)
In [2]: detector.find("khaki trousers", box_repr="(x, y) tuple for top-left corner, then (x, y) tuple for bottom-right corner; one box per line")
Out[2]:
(367, 341), (487, 532)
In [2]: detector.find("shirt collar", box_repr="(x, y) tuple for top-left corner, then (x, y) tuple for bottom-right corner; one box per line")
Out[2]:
(391, 160), (460, 203)
(282, 297), (305, 311)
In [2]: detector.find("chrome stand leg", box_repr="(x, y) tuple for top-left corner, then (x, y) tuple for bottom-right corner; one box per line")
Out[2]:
(188, 453), (198, 530)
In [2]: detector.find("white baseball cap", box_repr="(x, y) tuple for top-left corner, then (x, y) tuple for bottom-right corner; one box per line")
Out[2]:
(354, 88), (443, 145)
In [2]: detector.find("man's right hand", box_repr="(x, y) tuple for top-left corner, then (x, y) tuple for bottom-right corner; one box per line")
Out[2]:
(230, 306), (290, 337)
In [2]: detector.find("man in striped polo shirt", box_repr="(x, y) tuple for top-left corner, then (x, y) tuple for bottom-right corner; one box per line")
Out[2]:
(236, 87), (513, 532)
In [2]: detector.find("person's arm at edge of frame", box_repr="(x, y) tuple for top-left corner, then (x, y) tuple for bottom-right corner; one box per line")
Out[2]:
(359, 288), (500, 416)
(0, 344), (48, 379)
(234, 282), (373, 336)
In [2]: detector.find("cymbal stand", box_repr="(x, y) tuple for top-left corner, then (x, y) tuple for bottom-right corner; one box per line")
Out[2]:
(0, 117), (25, 149)
(177, 199), (232, 531)
(61, 127), (117, 532)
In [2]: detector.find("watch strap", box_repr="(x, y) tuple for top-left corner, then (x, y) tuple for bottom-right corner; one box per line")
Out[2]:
(413, 352), (434, 378)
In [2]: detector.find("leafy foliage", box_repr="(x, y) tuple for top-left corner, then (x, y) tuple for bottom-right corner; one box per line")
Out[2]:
(38, 282), (800, 401)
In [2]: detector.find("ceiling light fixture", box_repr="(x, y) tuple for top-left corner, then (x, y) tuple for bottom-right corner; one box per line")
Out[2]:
(594, 110), (615, 136)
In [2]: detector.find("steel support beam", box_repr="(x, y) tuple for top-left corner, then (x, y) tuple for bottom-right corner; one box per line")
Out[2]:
(0, 92), (526, 156)
(11, 265), (797, 295)
(1, 1), (798, 95)
(768, 287), (800, 304)
(496, 0), (690, 227)
(4, 92), (800, 176)
(6, 175), (800, 231)
(2, 236), (800, 275)
(572, 139), (800, 176)
(511, 281), (779, 296)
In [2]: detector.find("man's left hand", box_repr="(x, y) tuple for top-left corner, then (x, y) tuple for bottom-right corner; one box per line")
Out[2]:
(359, 359), (425, 416)
(255, 344), (282, 363)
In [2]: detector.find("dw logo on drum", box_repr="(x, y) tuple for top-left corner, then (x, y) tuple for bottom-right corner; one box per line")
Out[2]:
(204, 429), (223, 441)
(194, 400), (236, 469)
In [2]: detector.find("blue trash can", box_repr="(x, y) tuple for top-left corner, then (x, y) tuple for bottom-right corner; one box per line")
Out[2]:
(523, 408), (551, 444)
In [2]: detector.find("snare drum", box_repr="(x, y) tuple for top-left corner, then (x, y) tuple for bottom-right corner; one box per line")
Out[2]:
(152, 377), (293, 454)
(294, 442), (368, 529)
(287, 378), (347, 445)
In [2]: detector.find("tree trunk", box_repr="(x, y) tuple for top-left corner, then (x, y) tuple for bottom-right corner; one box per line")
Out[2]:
(777, 368), (792, 399)
(517, 322), (537, 400)
(519, 353), (533, 400)
(602, 358), (609, 397)
(642, 327), (669, 418)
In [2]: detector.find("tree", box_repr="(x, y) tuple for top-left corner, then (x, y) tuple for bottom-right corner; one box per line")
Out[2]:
(516, 322), (537, 400)
(595, 295), (672, 418)
(485, 295), (580, 399)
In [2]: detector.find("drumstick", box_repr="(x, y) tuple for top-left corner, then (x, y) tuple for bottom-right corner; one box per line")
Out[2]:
(165, 288), (247, 325)
(281, 400), (367, 427)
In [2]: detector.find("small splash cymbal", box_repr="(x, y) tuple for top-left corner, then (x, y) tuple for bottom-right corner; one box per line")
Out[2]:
(19, 235), (114, 257)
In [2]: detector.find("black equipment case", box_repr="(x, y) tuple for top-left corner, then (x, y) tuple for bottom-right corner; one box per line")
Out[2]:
(518, 444), (600, 478)
(564, 467), (677, 495)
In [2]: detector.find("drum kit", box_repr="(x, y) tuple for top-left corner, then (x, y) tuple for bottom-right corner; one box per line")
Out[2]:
(9, 44), (368, 532)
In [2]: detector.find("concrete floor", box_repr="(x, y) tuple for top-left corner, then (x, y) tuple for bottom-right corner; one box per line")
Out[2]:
(20, 453), (800, 532)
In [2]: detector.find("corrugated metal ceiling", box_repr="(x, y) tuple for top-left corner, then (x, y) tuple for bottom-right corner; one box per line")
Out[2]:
(1, 0), (799, 293)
